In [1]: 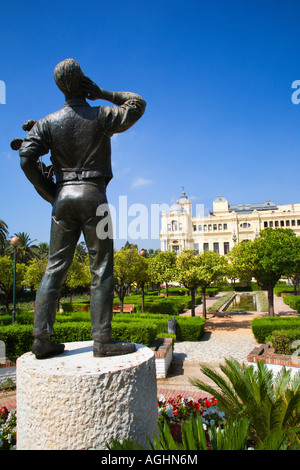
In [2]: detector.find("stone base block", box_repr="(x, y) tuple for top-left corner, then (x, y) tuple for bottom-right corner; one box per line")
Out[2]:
(16, 341), (158, 450)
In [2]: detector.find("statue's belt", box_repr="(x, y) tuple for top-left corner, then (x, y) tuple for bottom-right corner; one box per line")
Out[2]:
(55, 170), (106, 183)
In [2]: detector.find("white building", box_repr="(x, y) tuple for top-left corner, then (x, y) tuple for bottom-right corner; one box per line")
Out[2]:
(160, 191), (300, 255)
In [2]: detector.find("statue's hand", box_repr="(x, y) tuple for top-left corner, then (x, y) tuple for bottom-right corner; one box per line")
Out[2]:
(81, 76), (102, 100)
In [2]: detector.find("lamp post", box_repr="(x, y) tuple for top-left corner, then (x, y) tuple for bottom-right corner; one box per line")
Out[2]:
(10, 236), (21, 324)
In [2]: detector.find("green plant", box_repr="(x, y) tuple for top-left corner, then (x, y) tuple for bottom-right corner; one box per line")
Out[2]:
(190, 358), (300, 448)
(251, 316), (300, 343)
(270, 329), (300, 355)
(0, 407), (16, 450)
(0, 378), (15, 391)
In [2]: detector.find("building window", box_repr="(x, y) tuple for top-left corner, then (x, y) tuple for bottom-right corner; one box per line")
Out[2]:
(208, 225), (212, 231)
(275, 221), (279, 227)
(240, 223), (250, 228)
(224, 242), (230, 255)
(179, 223), (182, 230)
(213, 224), (217, 231)
(167, 224), (171, 231)
(193, 225), (197, 231)
(198, 225), (202, 231)
(213, 243), (219, 253)
(292, 220), (296, 226)
(203, 243), (209, 252)
(264, 221), (268, 228)
(298, 220), (300, 226)
(194, 243), (199, 254)
(269, 221), (273, 228)
(173, 245), (180, 255)
(223, 224), (227, 230)
(286, 220), (290, 227)
(171, 220), (177, 231)
(281, 221), (284, 227)
(203, 225), (207, 231)
(218, 224), (222, 230)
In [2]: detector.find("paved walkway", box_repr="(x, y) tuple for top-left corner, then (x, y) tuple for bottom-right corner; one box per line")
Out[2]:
(1, 292), (298, 408)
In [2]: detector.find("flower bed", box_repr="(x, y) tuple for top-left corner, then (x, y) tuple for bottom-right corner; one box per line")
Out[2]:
(0, 406), (16, 450)
(157, 394), (225, 445)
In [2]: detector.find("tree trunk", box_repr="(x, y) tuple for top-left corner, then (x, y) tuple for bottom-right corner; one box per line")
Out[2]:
(268, 287), (275, 316)
(165, 282), (169, 297)
(5, 291), (10, 314)
(157, 282), (161, 296)
(141, 284), (145, 313)
(202, 289), (207, 319)
(191, 288), (195, 317)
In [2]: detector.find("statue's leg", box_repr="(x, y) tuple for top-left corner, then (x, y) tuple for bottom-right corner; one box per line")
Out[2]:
(83, 215), (114, 344)
(33, 212), (81, 342)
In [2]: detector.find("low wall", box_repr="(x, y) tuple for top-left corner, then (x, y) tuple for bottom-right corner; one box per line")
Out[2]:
(247, 342), (300, 377)
(149, 337), (173, 378)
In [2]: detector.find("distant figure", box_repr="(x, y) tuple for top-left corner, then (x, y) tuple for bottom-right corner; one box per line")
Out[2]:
(19, 59), (146, 359)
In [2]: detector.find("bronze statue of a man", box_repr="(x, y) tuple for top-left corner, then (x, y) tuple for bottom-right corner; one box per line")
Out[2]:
(19, 59), (146, 359)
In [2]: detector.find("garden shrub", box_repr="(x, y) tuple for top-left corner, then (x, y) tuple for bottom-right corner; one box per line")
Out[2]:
(251, 317), (300, 343)
(60, 300), (90, 312)
(282, 295), (300, 313)
(176, 317), (205, 341)
(0, 320), (158, 359)
(270, 329), (300, 355)
(274, 285), (295, 297)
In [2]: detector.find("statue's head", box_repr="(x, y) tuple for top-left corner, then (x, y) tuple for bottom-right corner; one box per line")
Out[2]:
(54, 59), (85, 98)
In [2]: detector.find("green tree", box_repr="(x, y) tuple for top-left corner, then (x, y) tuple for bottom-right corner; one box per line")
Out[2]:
(190, 359), (300, 449)
(65, 255), (91, 301)
(0, 220), (8, 253)
(196, 251), (228, 318)
(22, 258), (47, 291)
(148, 251), (177, 296)
(75, 241), (88, 262)
(0, 255), (26, 312)
(286, 236), (300, 295)
(175, 250), (202, 317)
(228, 229), (298, 316)
(13, 232), (38, 264)
(35, 242), (49, 261)
(113, 247), (142, 312)
(134, 254), (150, 312)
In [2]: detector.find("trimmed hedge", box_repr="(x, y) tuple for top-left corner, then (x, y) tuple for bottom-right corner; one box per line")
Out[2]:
(61, 296), (202, 315)
(0, 311), (205, 359)
(251, 316), (300, 344)
(274, 285), (295, 297)
(0, 320), (158, 360)
(282, 295), (300, 313)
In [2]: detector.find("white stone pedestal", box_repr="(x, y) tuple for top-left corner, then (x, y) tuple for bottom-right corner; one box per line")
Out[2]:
(16, 342), (158, 450)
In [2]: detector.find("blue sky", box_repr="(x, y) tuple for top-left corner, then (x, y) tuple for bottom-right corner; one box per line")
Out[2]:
(1, 0), (300, 250)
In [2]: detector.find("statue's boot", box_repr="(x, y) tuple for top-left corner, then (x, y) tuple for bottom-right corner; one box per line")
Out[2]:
(32, 338), (65, 359)
(93, 339), (136, 357)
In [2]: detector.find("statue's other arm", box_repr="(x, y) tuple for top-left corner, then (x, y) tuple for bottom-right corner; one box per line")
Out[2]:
(19, 120), (56, 205)
(81, 77), (146, 134)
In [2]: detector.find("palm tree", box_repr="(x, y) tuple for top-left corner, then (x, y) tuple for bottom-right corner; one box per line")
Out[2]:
(190, 358), (300, 449)
(0, 219), (8, 253)
(14, 232), (38, 264)
(36, 242), (50, 260)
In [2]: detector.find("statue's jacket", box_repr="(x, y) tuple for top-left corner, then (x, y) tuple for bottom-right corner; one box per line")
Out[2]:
(19, 97), (145, 187)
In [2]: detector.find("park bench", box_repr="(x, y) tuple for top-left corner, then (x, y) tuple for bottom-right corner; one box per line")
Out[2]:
(113, 304), (134, 313)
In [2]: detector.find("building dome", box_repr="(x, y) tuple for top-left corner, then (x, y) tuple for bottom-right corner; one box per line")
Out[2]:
(169, 202), (186, 213)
